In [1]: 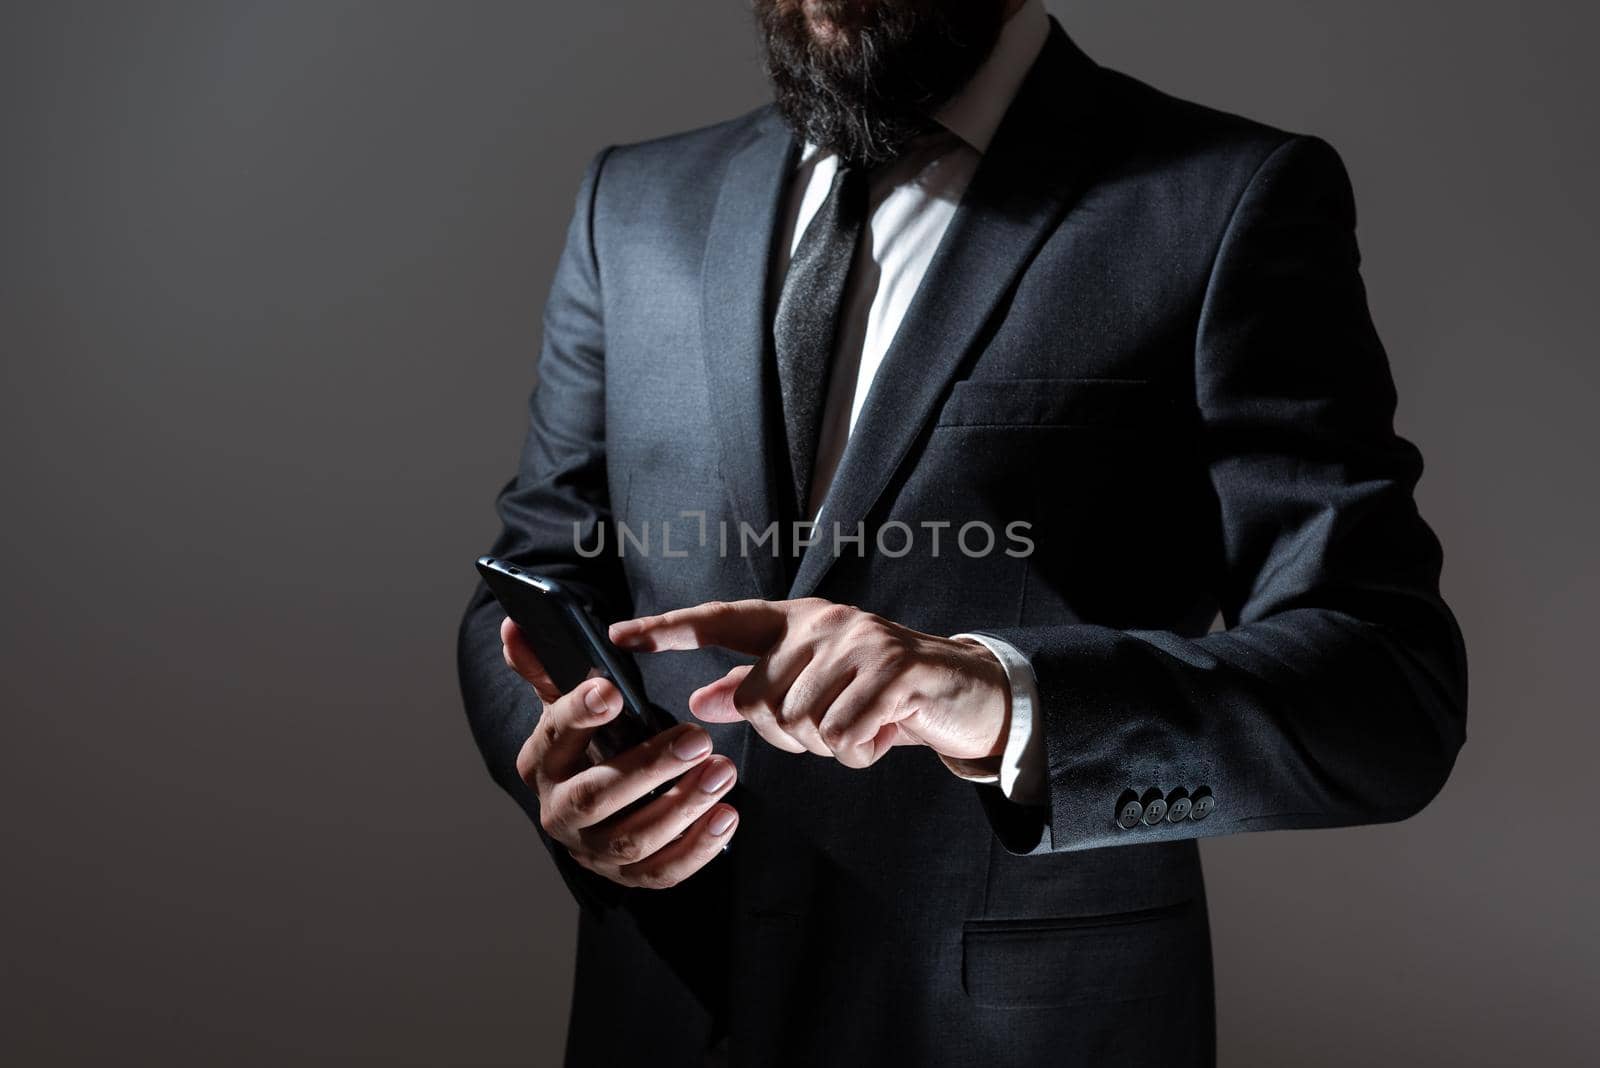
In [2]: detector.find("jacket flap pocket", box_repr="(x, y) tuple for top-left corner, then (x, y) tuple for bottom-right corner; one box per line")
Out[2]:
(962, 901), (1197, 1008)
(934, 377), (1178, 429)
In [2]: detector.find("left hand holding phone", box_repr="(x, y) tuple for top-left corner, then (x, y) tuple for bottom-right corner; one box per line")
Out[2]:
(502, 617), (741, 889)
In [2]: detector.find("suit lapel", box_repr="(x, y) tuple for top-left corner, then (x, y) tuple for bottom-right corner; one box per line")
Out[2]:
(788, 24), (1108, 599)
(701, 112), (799, 600)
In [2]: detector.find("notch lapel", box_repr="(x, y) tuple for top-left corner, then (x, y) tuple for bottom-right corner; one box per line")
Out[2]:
(700, 112), (799, 600)
(788, 24), (1108, 599)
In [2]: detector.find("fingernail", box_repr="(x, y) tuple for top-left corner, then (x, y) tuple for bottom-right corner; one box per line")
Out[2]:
(583, 683), (607, 714)
(700, 758), (734, 793)
(671, 728), (712, 761)
(708, 808), (738, 836)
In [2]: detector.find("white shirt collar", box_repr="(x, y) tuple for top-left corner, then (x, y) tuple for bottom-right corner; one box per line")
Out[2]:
(933, 0), (1050, 154)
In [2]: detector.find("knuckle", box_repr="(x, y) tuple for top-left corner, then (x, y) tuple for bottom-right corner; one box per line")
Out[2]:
(842, 609), (877, 634)
(756, 723), (799, 752)
(815, 603), (856, 632)
(818, 718), (849, 749)
(604, 832), (643, 865)
(734, 688), (774, 720)
(773, 697), (804, 728)
(562, 777), (602, 822)
(690, 601), (733, 639)
(632, 867), (673, 891)
(515, 749), (538, 788)
(541, 718), (567, 752)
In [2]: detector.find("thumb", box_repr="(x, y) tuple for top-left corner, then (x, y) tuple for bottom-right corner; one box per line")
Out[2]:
(688, 665), (752, 723)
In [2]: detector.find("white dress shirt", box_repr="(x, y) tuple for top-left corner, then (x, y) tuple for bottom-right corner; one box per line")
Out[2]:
(770, 0), (1050, 805)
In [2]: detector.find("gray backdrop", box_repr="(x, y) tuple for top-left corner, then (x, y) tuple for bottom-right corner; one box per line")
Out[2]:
(3, 1), (1595, 1064)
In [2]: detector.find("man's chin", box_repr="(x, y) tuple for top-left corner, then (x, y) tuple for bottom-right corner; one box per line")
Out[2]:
(798, 0), (858, 49)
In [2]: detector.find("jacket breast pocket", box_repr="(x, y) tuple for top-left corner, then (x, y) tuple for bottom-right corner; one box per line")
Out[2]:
(932, 377), (1180, 432)
(961, 900), (1199, 1009)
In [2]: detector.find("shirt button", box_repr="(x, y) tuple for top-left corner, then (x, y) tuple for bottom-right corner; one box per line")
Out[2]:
(1165, 790), (1192, 822)
(1190, 789), (1215, 821)
(1114, 791), (1143, 830)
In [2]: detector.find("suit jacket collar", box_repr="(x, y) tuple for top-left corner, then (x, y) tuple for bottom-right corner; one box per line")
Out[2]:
(699, 110), (798, 599)
(791, 21), (1108, 599)
(700, 20), (1107, 601)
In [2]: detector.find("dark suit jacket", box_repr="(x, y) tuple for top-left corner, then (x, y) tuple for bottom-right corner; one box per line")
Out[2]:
(457, 22), (1467, 1068)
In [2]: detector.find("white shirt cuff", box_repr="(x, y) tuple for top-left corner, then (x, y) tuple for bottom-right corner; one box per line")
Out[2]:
(950, 632), (1048, 806)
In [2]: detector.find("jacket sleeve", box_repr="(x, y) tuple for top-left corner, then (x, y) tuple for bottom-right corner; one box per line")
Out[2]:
(456, 147), (630, 910)
(977, 135), (1468, 855)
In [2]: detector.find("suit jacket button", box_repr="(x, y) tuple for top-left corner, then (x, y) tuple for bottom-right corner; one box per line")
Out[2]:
(1165, 790), (1192, 822)
(1140, 788), (1168, 825)
(1115, 791), (1144, 830)
(1190, 789), (1215, 821)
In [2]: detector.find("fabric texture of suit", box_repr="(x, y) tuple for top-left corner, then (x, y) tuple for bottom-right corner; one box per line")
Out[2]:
(456, 22), (1467, 1067)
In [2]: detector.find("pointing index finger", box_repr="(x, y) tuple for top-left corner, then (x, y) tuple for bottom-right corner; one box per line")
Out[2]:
(609, 599), (790, 656)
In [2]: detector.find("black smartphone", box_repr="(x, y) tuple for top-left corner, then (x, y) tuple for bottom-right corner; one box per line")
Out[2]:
(475, 556), (676, 762)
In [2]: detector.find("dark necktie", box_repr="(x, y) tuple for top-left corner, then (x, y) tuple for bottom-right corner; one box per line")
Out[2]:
(772, 161), (869, 522)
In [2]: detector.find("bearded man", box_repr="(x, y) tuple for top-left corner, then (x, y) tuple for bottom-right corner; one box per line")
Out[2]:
(457, 1), (1468, 1064)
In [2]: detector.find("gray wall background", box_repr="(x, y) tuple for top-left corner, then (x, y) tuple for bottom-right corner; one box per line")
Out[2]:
(3, 1), (1595, 1064)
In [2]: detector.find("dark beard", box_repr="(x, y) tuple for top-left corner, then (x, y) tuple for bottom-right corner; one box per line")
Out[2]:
(756, 0), (1006, 166)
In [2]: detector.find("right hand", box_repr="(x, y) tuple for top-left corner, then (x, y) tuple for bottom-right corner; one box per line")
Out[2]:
(503, 617), (740, 889)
